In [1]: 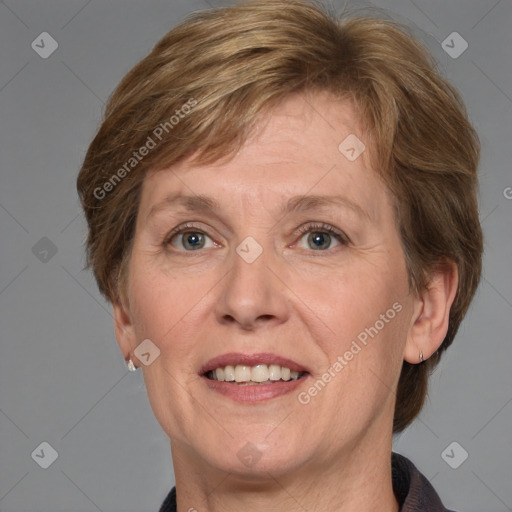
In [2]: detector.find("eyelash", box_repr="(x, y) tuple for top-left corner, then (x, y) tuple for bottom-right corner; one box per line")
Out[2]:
(164, 222), (207, 246)
(294, 222), (350, 246)
(164, 222), (350, 251)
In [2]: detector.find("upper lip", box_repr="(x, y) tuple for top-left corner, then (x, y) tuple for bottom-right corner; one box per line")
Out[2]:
(199, 352), (310, 375)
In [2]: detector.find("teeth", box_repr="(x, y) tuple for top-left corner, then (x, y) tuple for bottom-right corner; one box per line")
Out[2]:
(224, 365), (235, 381)
(207, 364), (305, 383)
(251, 364), (269, 382)
(268, 364), (281, 380)
(235, 365), (251, 382)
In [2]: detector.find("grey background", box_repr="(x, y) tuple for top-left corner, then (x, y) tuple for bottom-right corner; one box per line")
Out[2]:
(0, 0), (511, 511)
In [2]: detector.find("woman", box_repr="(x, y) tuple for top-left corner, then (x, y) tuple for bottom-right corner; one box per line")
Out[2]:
(76, 1), (482, 510)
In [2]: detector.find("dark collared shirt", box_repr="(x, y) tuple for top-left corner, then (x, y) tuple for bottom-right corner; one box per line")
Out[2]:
(159, 452), (454, 511)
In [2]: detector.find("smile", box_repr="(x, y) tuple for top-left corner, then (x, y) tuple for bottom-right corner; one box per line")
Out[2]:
(199, 352), (311, 401)
(205, 364), (308, 384)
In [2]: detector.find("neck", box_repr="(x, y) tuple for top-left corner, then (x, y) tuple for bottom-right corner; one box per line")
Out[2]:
(170, 433), (399, 512)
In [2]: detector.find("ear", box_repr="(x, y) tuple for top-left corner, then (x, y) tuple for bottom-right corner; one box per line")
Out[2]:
(404, 261), (458, 364)
(113, 294), (138, 364)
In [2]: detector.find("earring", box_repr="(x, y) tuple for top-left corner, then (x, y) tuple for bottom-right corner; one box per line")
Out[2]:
(419, 352), (424, 363)
(127, 358), (138, 372)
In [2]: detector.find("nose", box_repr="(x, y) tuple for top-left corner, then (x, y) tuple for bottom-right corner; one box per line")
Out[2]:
(214, 240), (290, 330)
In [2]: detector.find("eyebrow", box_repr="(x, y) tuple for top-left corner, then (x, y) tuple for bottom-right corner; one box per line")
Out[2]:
(146, 193), (371, 222)
(146, 194), (221, 221)
(283, 194), (371, 221)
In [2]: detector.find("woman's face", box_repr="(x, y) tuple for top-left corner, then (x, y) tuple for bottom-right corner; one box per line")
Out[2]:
(115, 92), (417, 478)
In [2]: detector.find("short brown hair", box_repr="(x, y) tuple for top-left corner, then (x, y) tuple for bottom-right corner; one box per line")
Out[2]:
(77, 0), (482, 432)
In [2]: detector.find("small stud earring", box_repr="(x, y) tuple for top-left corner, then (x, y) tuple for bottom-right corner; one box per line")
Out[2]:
(127, 358), (137, 372)
(419, 352), (424, 363)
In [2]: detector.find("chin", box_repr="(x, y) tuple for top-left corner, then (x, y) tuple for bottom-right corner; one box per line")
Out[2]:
(194, 433), (310, 479)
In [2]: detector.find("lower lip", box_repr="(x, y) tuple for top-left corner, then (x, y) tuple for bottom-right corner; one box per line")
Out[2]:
(201, 375), (309, 402)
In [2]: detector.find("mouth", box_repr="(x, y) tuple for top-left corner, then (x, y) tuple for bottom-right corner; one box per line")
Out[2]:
(199, 353), (310, 400)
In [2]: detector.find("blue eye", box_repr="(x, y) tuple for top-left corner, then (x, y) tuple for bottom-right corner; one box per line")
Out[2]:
(304, 231), (336, 250)
(165, 224), (216, 251)
(175, 232), (208, 250)
(295, 223), (349, 251)
(164, 222), (349, 253)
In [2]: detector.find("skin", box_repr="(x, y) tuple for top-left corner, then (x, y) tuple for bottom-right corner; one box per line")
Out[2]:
(113, 91), (458, 512)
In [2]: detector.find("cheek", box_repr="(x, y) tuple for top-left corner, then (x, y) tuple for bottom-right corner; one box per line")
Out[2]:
(126, 254), (209, 339)
(293, 257), (408, 336)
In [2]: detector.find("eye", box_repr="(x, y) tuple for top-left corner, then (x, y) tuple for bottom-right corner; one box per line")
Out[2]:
(164, 223), (217, 251)
(294, 223), (349, 251)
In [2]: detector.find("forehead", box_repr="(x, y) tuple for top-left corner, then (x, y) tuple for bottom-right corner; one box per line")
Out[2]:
(139, 92), (387, 221)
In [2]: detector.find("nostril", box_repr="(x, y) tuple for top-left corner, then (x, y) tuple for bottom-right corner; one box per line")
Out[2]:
(223, 314), (238, 323)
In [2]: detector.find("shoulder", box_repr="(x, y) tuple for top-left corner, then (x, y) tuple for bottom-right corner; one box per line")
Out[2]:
(159, 455), (456, 512)
(159, 486), (177, 512)
(392, 452), (457, 512)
